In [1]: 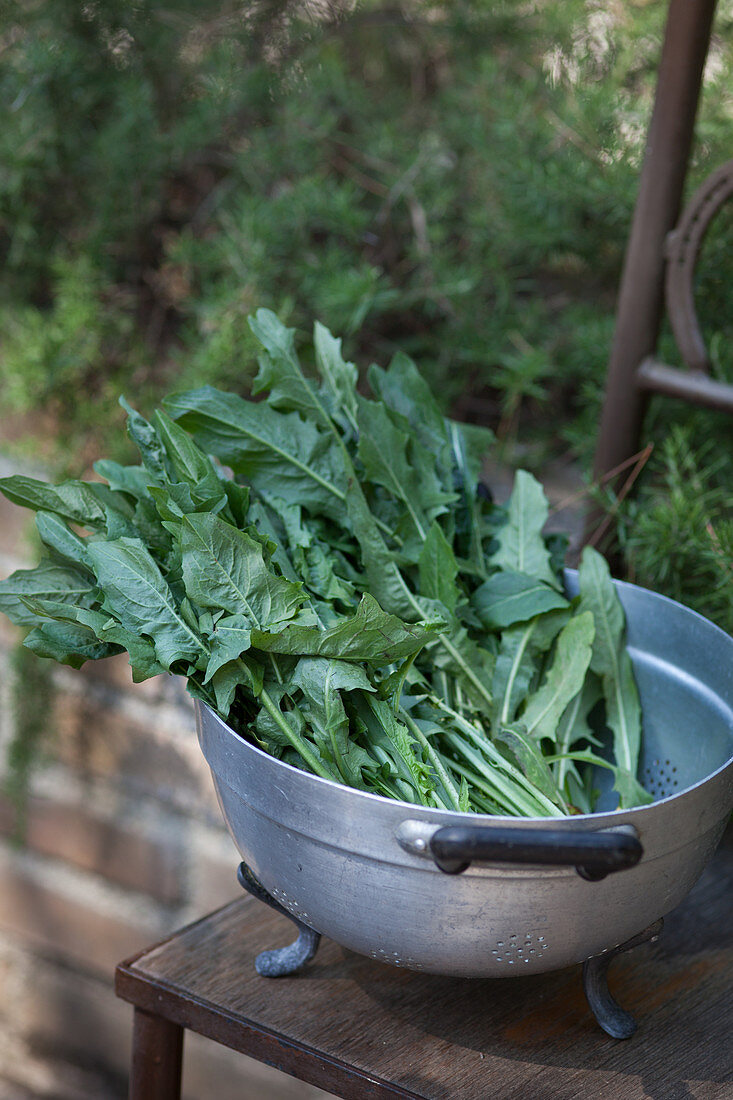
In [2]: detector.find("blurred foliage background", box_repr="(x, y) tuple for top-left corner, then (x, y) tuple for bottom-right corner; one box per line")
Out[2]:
(0, 0), (732, 628)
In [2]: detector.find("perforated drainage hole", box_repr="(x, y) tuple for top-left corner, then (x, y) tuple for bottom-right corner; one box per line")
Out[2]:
(644, 757), (680, 799)
(369, 948), (424, 971)
(271, 888), (311, 926)
(493, 933), (550, 964)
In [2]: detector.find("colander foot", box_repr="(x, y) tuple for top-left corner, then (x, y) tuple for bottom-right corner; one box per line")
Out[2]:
(236, 861), (321, 977)
(583, 919), (664, 1038)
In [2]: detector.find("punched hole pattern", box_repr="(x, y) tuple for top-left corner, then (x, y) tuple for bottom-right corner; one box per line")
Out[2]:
(643, 757), (679, 799)
(491, 932), (550, 965)
(271, 887), (312, 927)
(370, 947), (425, 971)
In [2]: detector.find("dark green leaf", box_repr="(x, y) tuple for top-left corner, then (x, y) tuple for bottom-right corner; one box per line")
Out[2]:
(352, 694), (434, 805)
(578, 546), (641, 778)
(290, 657), (374, 787)
(491, 619), (539, 727)
(250, 309), (332, 430)
(179, 512), (305, 628)
(314, 321), (359, 432)
(495, 724), (566, 806)
(120, 397), (168, 481)
(86, 537), (202, 670)
(203, 614), (252, 682)
(152, 407), (220, 489)
(489, 470), (558, 588)
(368, 353), (450, 473)
(520, 611), (595, 743)
(0, 561), (98, 627)
(357, 397), (453, 537)
(252, 592), (442, 662)
(24, 622), (121, 668)
(472, 570), (568, 630)
(94, 461), (154, 499)
(164, 386), (348, 520)
(35, 512), (91, 569)
(418, 522), (460, 612)
(0, 475), (108, 529)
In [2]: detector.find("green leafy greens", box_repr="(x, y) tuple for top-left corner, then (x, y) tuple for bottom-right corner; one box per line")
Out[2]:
(0, 310), (651, 815)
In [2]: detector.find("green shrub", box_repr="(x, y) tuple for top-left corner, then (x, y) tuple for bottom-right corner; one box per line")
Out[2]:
(620, 426), (733, 634)
(0, 0), (731, 623)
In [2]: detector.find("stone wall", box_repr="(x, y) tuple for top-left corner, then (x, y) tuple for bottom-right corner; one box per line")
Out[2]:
(0, 469), (332, 1098)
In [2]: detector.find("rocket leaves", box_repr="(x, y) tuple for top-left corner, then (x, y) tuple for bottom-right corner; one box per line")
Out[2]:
(0, 311), (649, 814)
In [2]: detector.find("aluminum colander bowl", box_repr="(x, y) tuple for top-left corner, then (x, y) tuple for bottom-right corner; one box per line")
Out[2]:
(195, 573), (733, 978)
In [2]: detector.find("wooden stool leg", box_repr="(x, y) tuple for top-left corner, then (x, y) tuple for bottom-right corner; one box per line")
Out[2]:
(129, 1006), (184, 1100)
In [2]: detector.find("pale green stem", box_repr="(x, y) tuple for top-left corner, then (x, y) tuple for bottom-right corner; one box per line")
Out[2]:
(430, 695), (565, 817)
(259, 686), (337, 782)
(441, 732), (547, 817)
(398, 705), (462, 811)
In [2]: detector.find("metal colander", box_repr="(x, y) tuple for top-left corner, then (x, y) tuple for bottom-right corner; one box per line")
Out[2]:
(197, 572), (733, 979)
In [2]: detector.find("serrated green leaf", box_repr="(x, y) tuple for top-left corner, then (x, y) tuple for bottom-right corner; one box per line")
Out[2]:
(489, 470), (558, 588)
(344, 479), (415, 618)
(0, 561), (98, 627)
(221, 479), (251, 528)
(86, 537), (202, 670)
(84, 612), (168, 681)
(447, 419), (492, 575)
(302, 542), (356, 603)
(250, 309), (332, 430)
(20, 599), (167, 681)
(209, 654), (263, 717)
(94, 461), (154, 499)
(368, 352), (451, 472)
(357, 397), (453, 539)
(149, 481), (228, 524)
(23, 621), (121, 668)
(247, 499), (301, 584)
(164, 386), (348, 520)
(252, 592), (442, 662)
(290, 657), (375, 787)
(35, 512), (91, 569)
(314, 321), (359, 433)
(291, 656), (375, 700)
(203, 614), (252, 682)
(418, 522), (460, 612)
(0, 475), (109, 529)
(120, 397), (168, 482)
(179, 512), (305, 629)
(151, 408), (220, 490)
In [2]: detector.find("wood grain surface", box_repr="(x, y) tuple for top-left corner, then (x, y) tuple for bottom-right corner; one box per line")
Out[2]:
(116, 824), (733, 1100)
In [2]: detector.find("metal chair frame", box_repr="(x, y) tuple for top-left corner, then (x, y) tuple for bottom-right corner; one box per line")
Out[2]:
(592, 0), (733, 525)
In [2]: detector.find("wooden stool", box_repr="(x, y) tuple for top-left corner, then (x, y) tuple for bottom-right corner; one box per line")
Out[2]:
(116, 822), (732, 1099)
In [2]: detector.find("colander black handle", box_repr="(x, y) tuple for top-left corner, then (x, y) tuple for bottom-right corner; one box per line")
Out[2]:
(429, 825), (642, 880)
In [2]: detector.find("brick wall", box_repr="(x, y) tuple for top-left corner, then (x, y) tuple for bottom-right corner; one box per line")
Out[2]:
(0, 464), (333, 1099)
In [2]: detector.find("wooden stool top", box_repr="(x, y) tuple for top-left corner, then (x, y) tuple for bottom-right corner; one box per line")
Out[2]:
(116, 824), (732, 1100)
